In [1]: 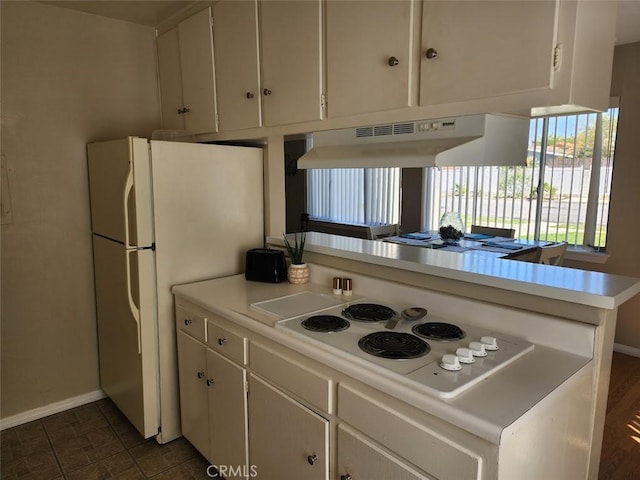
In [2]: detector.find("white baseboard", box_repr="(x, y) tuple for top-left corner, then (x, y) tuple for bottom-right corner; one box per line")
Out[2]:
(613, 343), (640, 358)
(0, 389), (106, 431)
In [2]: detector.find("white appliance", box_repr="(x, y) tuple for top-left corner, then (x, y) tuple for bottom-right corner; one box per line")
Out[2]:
(275, 299), (543, 399)
(297, 114), (528, 168)
(88, 137), (264, 443)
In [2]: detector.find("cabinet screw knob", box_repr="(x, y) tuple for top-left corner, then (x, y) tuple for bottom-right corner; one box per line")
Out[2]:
(341, 475), (353, 480)
(197, 371), (205, 379)
(263, 88), (272, 96)
(184, 319), (192, 326)
(246, 92), (254, 99)
(388, 56), (399, 66)
(425, 48), (438, 59)
(307, 454), (318, 465)
(207, 378), (215, 386)
(218, 338), (227, 346)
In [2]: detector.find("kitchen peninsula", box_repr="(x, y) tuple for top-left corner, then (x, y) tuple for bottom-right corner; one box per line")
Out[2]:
(173, 233), (640, 480)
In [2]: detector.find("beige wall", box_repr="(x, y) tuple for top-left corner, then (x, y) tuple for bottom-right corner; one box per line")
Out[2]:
(567, 43), (640, 350)
(0, 1), (160, 419)
(605, 42), (640, 349)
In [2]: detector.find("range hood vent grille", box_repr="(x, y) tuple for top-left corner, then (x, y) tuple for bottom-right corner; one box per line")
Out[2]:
(355, 122), (415, 139)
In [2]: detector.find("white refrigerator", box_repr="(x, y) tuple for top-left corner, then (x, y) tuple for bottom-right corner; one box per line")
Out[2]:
(88, 137), (264, 443)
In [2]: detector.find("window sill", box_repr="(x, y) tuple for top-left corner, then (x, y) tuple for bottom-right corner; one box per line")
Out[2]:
(565, 247), (610, 265)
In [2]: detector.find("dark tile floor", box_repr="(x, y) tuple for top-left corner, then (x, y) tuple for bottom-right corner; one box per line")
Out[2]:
(0, 399), (211, 480)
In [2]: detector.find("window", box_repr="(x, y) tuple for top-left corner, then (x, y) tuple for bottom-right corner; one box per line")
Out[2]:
(306, 167), (401, 225)
(423, 107), (619, 247)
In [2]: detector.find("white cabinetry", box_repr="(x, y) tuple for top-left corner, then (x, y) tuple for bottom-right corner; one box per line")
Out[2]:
(248, 374), (329, 480)
(156, 27), (184, 131)
(259, 0), (324, 126)
(212, 0), (323, 130)
(176, 331), (209, 457)
(206, 349), (247, 472)
(419, 1), (558, 106)
(211, 0), (262, 131)
(175, 305), (248, 470)
(337, 425), (433, 480)
(156, 8), (218, 134)
(326, 0), (414, 117)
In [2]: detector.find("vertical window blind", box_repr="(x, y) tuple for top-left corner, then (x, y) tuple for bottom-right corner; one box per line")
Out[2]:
(306, 167), (400, 225)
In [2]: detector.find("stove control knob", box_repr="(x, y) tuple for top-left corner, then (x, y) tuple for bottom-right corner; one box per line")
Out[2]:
(469, 342), (488, 357)
(456, 347), (475, 364)
(440, 354), (462, 371)
(481, 336), (499, 351)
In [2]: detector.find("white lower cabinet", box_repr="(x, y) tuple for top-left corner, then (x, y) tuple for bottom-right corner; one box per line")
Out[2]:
(248, 374), (329, 479)
(176, 318), (248, 474)
(206, 349), (248, 474)
(176, 331), (209, 457)
(337, 424), (433, 480)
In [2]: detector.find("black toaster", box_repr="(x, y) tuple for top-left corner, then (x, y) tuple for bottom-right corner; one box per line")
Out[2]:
(245, 248), (287, 283)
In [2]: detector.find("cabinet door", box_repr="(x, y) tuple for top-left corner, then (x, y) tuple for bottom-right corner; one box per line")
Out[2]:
(207, 349), (248, 472)
(212, 0), (262, 131)
(420, 0), (557, 105)
(178, 8), (218, 134)
(326, 0), (414, 117)
(260, 0), (323, 126)
(157, 27), (185, 130)
(338, 425), (433, 480)
(177, 332), (209, 457)
(248, 374), (328, 479)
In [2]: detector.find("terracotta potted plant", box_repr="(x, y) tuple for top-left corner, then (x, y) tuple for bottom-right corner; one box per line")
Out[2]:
(283, 232), (309, 284)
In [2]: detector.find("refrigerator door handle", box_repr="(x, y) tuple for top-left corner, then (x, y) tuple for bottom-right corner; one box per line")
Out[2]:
(125, 249), (142, 354)
(123, 169), (134, 249)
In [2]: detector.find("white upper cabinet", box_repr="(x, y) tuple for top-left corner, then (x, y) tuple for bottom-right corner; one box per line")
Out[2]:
(212, 0), (262, 131)
(260, 0), (324, 126)
(156, 27), (185, 131)
(420, 1), (558, 106)
(178, 8), (218, 134)
(326, 0), (415, 118)
(157, 8), (218, 134)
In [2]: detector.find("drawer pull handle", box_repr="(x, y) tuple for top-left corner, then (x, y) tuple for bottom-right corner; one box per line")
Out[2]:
(197, 371), (205, 379)
(307, 454), (318, 466)
(341, 475), (353, 480)
(207, 378), (215, 386)
(184, 319), (192, 326)
(218, 338), (227, 346)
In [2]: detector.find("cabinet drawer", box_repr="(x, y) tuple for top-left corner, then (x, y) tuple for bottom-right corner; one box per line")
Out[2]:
(175, 306), (206, 342)
(250, 342), (332, 414)
(338, 384), (481, 480)
(207, 321), (247, 365)
(338, 424), (433, 480)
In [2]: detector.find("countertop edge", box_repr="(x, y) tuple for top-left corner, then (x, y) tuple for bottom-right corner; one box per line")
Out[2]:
(267, 233), (640, 310)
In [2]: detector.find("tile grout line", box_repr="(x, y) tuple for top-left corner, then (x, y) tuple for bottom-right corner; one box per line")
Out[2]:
(96, 399), (149, 479)
(39, 417), (67, 480)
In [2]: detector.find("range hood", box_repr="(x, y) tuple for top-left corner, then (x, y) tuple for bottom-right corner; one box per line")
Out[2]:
(297, 114), (529, 169)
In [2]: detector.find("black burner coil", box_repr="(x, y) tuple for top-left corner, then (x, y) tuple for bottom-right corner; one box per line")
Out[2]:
(342, 303), (397, 322)
(358, 332), (430, 359)
(412, 322), (466, 341)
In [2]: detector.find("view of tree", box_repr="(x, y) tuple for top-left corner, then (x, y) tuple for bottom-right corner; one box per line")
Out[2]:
(531, 111), (618, 164)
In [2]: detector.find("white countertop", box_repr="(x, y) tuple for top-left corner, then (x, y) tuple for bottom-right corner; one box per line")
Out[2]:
(268, 232), (640, 310)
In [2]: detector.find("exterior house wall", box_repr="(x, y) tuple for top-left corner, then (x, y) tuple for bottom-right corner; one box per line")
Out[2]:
(0, 1), (160, 420)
